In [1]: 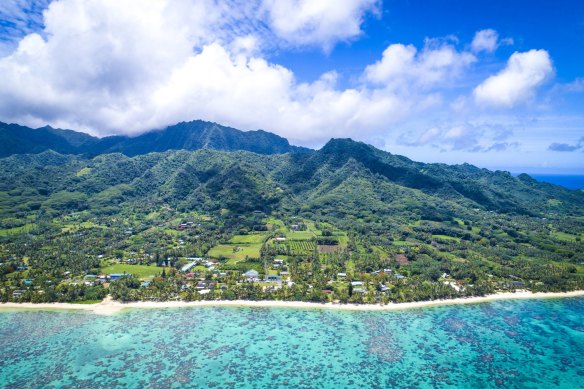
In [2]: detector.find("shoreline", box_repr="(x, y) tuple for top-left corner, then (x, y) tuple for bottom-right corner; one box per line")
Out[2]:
(1, 290), (583, 315)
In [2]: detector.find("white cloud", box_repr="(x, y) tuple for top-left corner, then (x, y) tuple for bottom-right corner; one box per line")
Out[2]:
(364, 42), (476, 90)
(471, 29), (513, 54)
(0, 0), (408, 145)
(473, 49), (554, 107)
(471, 29), (498, 53)
(261, 0), (379, 51)
(0, 0), (452, 146)
(0, 2), (564, 155)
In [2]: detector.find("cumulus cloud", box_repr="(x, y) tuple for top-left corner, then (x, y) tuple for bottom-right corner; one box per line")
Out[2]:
(470, 29), (512, 53)
(0, 0), (474, 145)
(0, 0), (382, 141)
(473, 49), (554, 107)
(261, 0), (380, 51)
(0, 2), (559, 151)
(364, 41), (476, 90)
(471, 29), (498, 53)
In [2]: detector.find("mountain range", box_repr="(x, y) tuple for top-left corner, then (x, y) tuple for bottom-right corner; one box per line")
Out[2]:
(1, 132), (582, 224)
(1, 118), (582, 222)
(0, 120), (310, 158)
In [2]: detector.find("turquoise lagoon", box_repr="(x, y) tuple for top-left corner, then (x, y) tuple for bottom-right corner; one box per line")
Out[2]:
(1, 298), (583, 388)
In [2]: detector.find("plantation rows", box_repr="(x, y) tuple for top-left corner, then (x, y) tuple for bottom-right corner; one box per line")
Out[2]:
(269, 240), (316, 255)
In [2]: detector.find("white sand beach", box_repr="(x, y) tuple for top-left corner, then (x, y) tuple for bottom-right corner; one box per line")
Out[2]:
(1, 290), (583, 315)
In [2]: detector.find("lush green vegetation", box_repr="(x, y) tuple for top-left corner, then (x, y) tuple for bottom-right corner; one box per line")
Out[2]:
(0, 120), (310, 158)
(1, 137), (583, 304)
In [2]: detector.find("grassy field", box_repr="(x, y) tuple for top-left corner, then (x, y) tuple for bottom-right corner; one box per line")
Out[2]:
(100, 263), (162, 278)
(551, 231), (582, 242)
(61, 221), (100, 233)
(0, 224), (35, 236)
(286, 230), (315, 240)
(208, 244), (261, 262)
(392, 240), (417, 246)
(432, 234), (461, 242)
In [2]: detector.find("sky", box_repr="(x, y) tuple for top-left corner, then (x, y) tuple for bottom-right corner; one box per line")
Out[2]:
(0, 0), (583, 173)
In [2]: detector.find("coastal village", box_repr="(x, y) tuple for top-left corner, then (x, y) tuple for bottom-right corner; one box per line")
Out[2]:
(3, 207), (574, 304)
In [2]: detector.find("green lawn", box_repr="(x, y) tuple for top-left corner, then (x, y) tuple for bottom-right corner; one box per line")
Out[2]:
(208, 244), (261, 262)
(432, 234), (461, 242)
(100, 263), (162, 278)
(286, 230), (315, 240)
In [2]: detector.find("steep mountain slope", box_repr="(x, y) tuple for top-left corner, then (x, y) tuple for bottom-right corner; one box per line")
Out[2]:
(0, 120), (310, 158)
(0, 122), (98, 157)
(91, 121), (311, 156)
(1, 139), (582, 223)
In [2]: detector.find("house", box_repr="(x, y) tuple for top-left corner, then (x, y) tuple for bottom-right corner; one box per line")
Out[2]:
(244, 270), (259, 280)
(395, 273), (405, 280)
(274, 259), (284, 264)
(108, 273), (125, 281)
(196, 281), (216, 289)
(290, 224), (300, 231)
(181, 261), (198, 273)
(275, 237), (286, 242)
(351, 281), (363, 286)
(337, 273), (347, 278)
(12, 290), (25, 298)
(444, 281), (461, 292)
(266, 275), (281, 282)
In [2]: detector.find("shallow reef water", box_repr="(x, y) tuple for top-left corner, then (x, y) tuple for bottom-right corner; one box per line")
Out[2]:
(1, 297), (583, 388)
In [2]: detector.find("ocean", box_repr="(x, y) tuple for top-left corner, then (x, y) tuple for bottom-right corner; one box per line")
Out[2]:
(529, 175), (584, 190)
(1, 298), (583, 388)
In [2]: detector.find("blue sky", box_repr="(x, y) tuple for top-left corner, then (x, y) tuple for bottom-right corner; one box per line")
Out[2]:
(0, 0), (582, 173)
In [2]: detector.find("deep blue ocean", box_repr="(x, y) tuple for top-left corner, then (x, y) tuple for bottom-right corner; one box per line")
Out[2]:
(530, 175), (584, 190)
(1, 297), (583, 388)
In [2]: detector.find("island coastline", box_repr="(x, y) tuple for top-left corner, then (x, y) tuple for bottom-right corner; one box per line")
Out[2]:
(1, 290), (583, 315)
